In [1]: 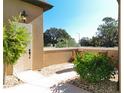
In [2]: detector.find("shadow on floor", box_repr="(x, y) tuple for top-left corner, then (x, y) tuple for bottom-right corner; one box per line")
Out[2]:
(50, 79), (119, 93)
(50, 82), (90, 93)
(50, 83), (68, 93)
(56, 68), (74, 74)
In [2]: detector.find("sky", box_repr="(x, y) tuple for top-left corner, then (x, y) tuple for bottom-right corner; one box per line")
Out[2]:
(43, 0), (118, 42)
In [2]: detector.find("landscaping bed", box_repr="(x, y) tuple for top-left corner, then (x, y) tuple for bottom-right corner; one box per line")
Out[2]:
(67, 52), (119, 93)
(39, 63), (119, 93)
(65, 75), (119, 93)
(4, 75), (24, 88)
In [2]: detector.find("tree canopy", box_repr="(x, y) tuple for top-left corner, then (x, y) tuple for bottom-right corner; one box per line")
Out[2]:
(56, 38), (78, 48)
(96, 17), (118, 47)
(79, 17), (118, 47)
(79, 37), (91, 46)
(44, 27), (71, 47)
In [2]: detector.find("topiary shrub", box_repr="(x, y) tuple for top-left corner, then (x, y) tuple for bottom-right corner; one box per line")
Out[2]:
(73, 52), (116, 83)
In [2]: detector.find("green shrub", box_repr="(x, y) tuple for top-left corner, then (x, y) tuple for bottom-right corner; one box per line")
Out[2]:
(73, 52), (116, 83)
(3, 15), (30, 65)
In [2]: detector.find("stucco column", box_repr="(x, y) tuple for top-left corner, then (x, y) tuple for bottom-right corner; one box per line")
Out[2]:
(31, 14), (44, 70)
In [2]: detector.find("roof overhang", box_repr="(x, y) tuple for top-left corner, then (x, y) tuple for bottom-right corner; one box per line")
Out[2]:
(117, 0), (120, 4)
(21, 0), (53, 12)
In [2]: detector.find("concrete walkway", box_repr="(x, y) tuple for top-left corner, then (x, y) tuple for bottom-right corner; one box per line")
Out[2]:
(3, 70), (91, 93)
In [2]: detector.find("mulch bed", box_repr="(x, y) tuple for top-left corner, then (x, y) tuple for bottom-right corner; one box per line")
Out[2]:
(66, 76), (119, 93)
(3, 75), (24, 88)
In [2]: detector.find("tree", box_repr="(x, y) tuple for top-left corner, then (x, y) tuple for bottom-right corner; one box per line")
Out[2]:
(56, 38), (78, 48)
(44, 28), (70, 47)
(79, 37), (91, 46)
(68, 38), (78, 47)
(96, 17), (118, 47)
(77, 17), (118, 47)
(90, 36), (101, 47)
(56, 38), (67, 48)
(3, 15), (30, 84)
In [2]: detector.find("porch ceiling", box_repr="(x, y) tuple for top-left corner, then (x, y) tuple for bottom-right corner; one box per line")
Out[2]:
(21, 0), (53, 12)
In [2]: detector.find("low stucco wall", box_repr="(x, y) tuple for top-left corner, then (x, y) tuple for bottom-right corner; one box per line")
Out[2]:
(78, 47), (118, 61)
(6, 47), (118, 75)
(43, 48), (76, 67)
(43, 47), (119, 67)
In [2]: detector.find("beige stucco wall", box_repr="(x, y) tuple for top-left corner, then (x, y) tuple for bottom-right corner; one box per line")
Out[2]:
(14, 23), (32, 73)
(3, 0), (42, 23)
(31, 15), (44, 70)
(11, 47), (118, 74)
(14, 15), (44, 72)
(43, 49), (73, 67)
(43, 47), (119, 67)
(4, 0), (44, 74)
(14, 53), (31, 73)
(78, 47), (119, 64)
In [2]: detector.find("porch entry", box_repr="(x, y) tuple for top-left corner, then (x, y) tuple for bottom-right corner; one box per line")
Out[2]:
(14, 23), (32, 73)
